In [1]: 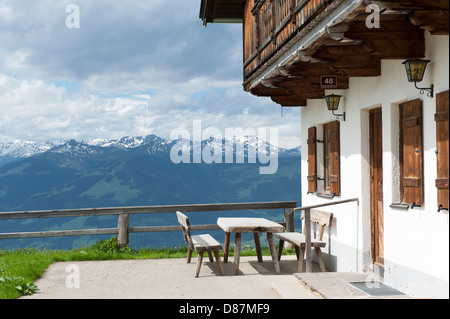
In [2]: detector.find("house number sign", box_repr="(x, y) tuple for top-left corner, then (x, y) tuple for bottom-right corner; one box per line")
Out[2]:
(321, 75), (338, 89)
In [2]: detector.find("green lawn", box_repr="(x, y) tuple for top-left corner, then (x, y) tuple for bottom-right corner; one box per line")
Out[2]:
(0, 237), (295, 299)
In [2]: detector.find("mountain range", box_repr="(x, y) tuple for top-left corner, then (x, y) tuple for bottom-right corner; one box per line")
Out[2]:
(0, 135), (300, 166)
(0, 135), (301, 250)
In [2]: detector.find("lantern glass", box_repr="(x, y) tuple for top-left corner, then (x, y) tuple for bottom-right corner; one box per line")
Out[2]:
(402, 59), (430, 83)
(325, 94), (342, 111)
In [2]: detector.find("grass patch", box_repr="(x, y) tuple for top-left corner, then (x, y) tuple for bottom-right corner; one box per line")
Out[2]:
(0, 237), (296, 299)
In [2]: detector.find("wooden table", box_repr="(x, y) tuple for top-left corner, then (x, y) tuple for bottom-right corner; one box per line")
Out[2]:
(217, 217), (284, 275)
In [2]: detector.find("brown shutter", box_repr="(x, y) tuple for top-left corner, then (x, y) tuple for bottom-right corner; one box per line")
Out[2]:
(435, 90), (449, 209)
(307, 126), (317, 193)
(400, 99), (424, 205)
(328, 121), (341, 196)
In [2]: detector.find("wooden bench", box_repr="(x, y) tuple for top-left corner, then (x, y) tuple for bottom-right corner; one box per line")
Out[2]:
(176, 211), (225, 278)
(276, 209), (333, 272)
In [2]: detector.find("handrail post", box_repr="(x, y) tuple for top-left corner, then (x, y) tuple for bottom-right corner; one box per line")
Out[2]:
(271, 0), (276, 46)
(118, 213), (130, 248)
(304, 208), (312, 272)
(290, 0), (296, 25)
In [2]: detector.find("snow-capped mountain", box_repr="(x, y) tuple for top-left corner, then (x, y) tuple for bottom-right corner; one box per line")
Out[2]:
(0, 140), (56, 166)
(0, 134), (300, 167)
(0, 134), (302, 250)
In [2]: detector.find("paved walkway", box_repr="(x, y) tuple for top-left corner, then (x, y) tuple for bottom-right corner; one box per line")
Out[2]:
(21, 255), (318, 299)
(21, 255), (409, 299)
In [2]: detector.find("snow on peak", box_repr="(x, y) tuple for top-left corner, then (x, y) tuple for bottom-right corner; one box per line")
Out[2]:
(0, 140), (54, 159)
(1, 134), (300, 163)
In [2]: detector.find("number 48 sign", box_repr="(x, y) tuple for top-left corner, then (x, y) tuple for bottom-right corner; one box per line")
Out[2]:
(321, 75), (338, 89)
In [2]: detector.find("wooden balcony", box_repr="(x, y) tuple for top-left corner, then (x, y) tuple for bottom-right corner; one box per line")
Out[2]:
(238, 0), (449, 106)
(199, 1), (448, 106)
(244, 0), (332, 81)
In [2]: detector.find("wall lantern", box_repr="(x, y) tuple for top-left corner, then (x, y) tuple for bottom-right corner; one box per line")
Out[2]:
(402, 59), (434, 98)
(325, 94), (345, 121)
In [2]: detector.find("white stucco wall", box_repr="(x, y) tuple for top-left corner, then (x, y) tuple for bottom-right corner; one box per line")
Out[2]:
(300, 32), (449, 298)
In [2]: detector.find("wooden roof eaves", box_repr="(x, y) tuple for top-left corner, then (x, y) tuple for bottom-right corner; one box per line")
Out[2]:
(200, 0), (245, 26)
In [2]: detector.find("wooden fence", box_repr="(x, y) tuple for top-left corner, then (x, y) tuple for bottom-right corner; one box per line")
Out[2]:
(0, 201), (298, 247)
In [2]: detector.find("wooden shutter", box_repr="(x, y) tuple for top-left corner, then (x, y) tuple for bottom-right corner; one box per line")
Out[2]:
(400, 99), (424, 205)
(328, 121), (341, 196)
(307, 126), (317, 193)
(435, 90), (449, 209)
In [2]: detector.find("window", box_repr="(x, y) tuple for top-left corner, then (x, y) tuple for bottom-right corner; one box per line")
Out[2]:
(323, 121), (341, 196)
(435, 90), (449, 210)
(399, 99), (423, 206)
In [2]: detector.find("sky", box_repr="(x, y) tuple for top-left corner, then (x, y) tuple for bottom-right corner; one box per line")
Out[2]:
(0, 0), (301, 149)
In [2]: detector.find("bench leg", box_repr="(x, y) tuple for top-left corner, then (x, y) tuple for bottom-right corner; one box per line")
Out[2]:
(298, 246), (305, 272)
(195, 251), (204, 278)
(213, 250), (225, 276)
(277, 239), (284, 261)
(187, 246), (193, 264)
(294, 246), (300, 261)
(207, 251), (214, 262)
(315, 247), (327, 272)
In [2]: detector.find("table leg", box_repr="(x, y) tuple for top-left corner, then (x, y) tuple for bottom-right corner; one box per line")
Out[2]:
(267, 233), (281, 275)
(253, 233), (263, 263)
(234, 233), (242, 275)
(224, 232), (230, 263)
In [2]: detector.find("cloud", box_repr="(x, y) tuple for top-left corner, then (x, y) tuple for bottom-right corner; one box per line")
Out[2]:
(0, 0), (301, 148)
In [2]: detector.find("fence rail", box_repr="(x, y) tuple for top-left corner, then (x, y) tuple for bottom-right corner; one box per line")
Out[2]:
(0, 201), (298, 246)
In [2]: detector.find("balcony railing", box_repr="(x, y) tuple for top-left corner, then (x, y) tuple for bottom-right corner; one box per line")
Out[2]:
(244, 0), (333, 81)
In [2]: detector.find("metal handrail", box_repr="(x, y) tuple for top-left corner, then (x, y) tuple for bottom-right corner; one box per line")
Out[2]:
(293, 197), (359, 211)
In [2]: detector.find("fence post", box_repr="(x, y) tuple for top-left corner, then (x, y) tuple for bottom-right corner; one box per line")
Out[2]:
(118, 213), (130, 248)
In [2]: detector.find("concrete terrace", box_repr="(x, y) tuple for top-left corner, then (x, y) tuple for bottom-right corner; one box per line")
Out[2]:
(21, 255), (408, 299)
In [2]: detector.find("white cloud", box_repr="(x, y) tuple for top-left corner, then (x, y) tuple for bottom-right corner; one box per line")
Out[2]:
(0, 0), (301, 149)
(4, 50), (31, 71)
